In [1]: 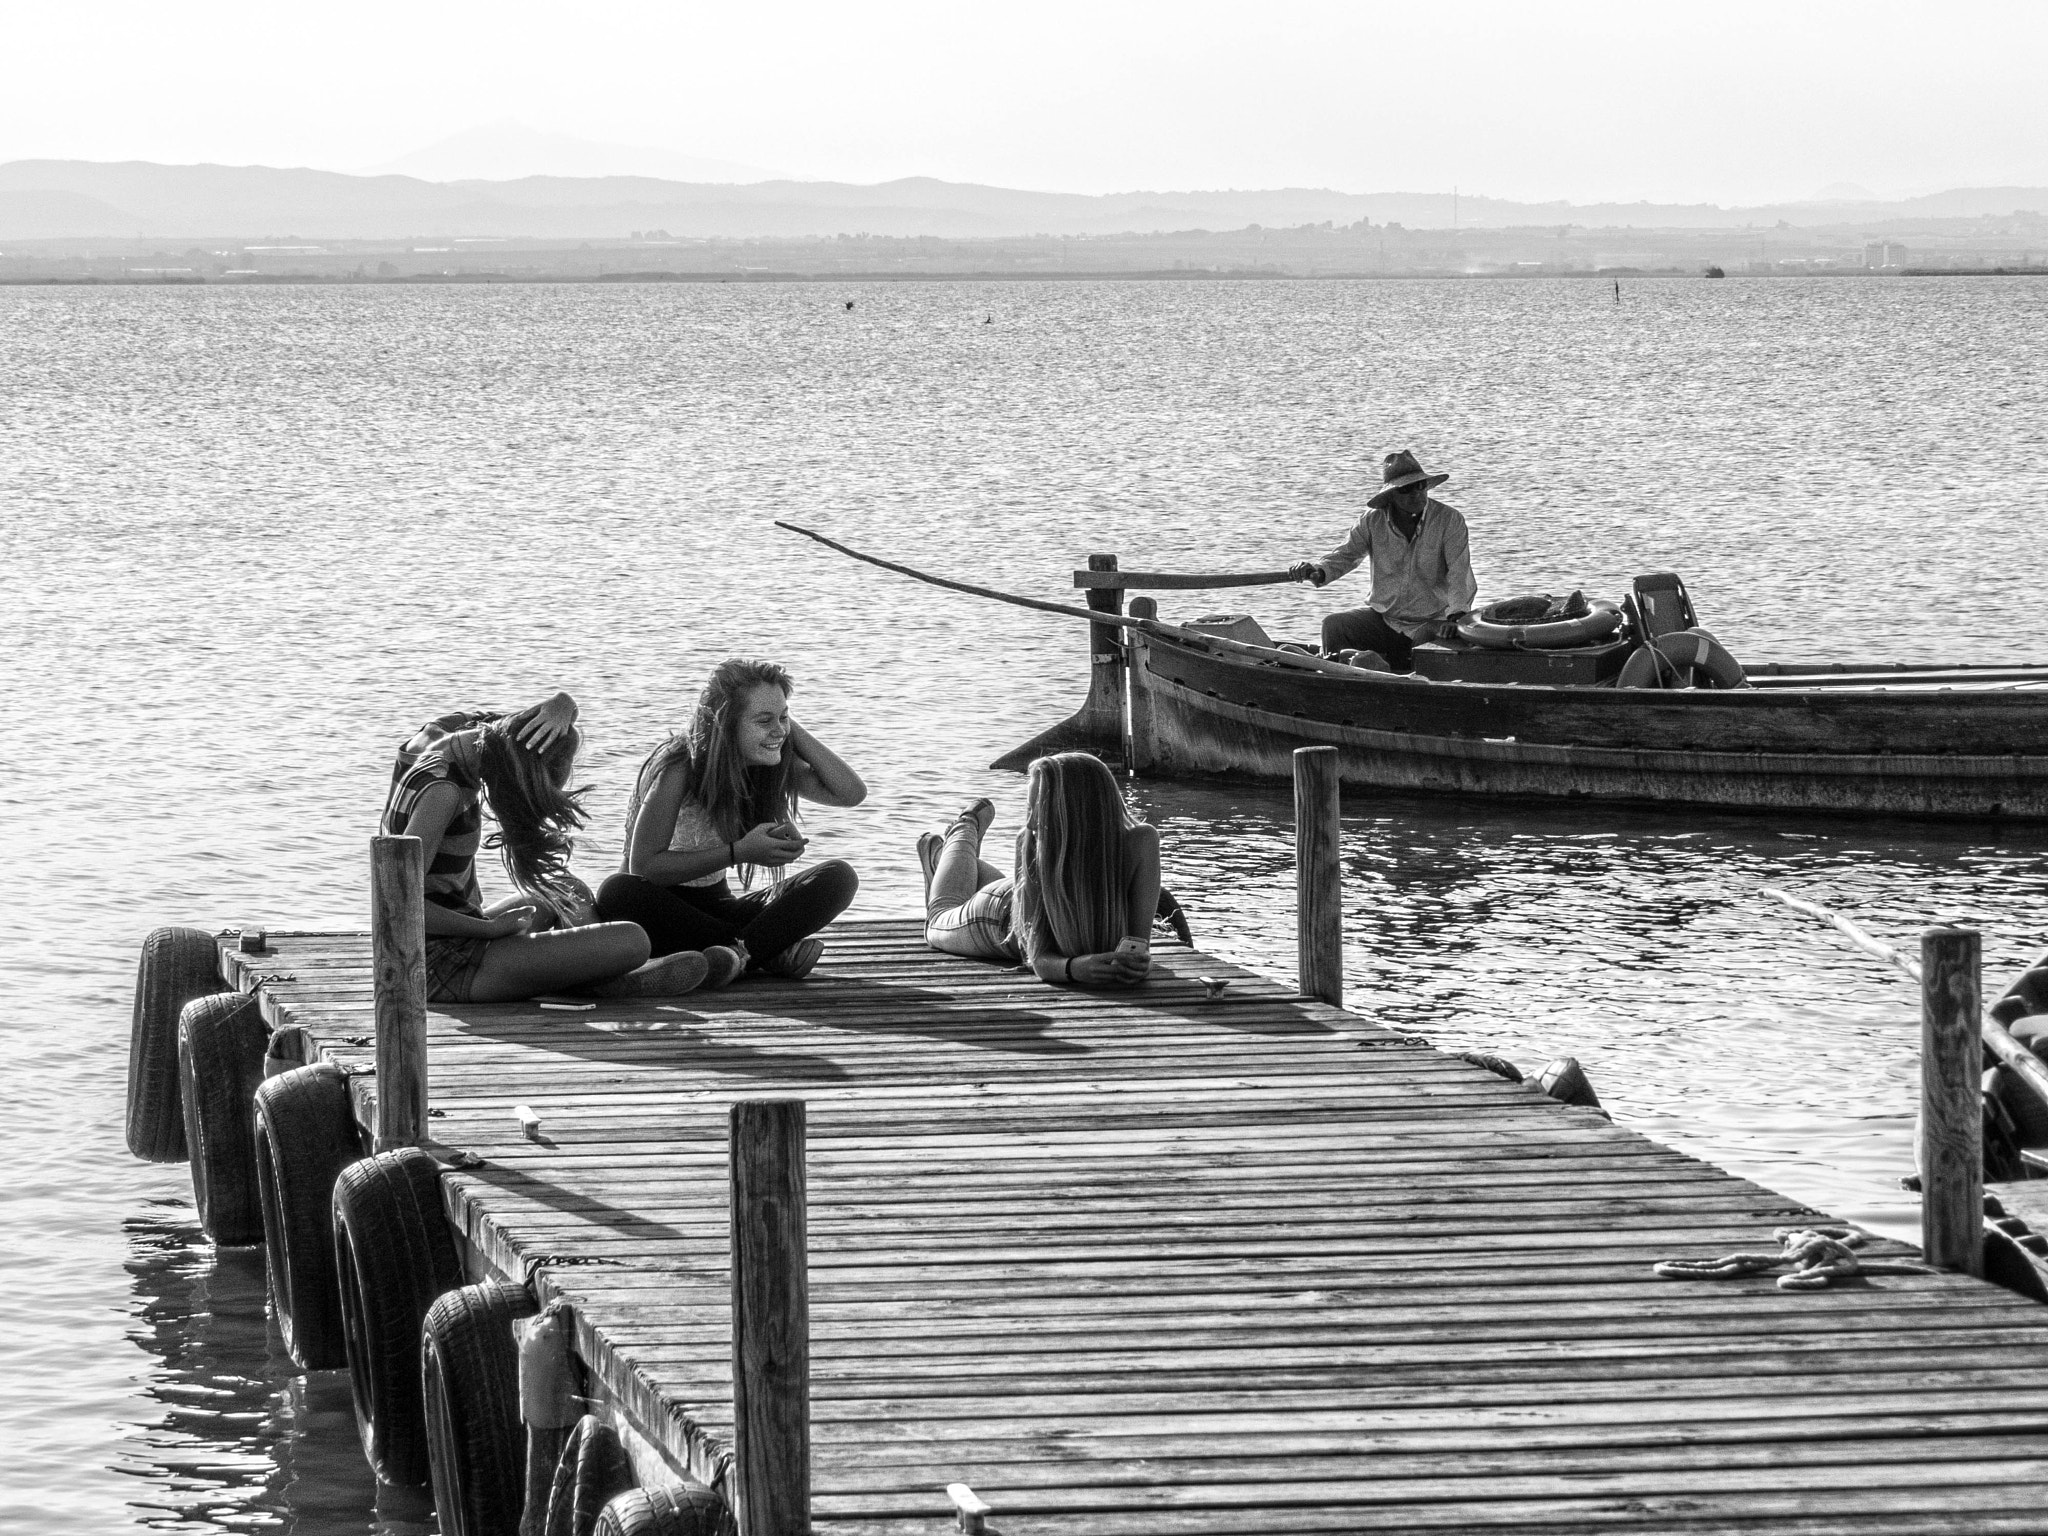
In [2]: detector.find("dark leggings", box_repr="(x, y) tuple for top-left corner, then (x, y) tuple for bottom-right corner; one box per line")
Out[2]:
(1320, 606), (1415, 670)
(596, 861), (858, 966)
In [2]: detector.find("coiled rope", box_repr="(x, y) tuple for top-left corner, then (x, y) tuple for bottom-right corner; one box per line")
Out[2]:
(1654, 1226), (1933, 1290)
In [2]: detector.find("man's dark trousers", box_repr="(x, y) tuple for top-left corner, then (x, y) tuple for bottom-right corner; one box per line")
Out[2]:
(1321, 608), (1415, 670)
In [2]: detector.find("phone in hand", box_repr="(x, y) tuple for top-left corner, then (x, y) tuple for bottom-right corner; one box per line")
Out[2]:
(1115, 936), (1149, 958)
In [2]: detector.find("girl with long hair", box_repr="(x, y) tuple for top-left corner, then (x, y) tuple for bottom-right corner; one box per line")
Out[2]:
(382, 691), (724, 1002)
(596, 659), (866, 978)
(920, 752), (1161, 988)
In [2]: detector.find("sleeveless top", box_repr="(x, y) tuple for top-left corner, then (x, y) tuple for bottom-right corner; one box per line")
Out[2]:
(667, 794), (785, 889)
(383, 743), (486, 918)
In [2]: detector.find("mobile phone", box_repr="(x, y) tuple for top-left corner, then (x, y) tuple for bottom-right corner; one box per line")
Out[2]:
(1115, 936), (1149, 958)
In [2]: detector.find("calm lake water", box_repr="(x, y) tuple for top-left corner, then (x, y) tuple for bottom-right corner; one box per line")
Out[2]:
(4, 274), (2047, 1532)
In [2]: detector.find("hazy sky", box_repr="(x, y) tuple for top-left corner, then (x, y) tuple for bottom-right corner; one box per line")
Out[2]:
(7, 0), (2045, 201)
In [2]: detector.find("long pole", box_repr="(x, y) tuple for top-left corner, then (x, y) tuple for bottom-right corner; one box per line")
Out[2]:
(729, 1099), (810, 1536)
(1293, 746), (1343, 1007)
(370, 834), (428, 1151)
(1920, 927), (1984, 1276)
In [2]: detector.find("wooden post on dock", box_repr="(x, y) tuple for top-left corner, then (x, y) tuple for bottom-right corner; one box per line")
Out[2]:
(1920, 925), (1983, 1277)
(990, 552), (1126, 770)
(1125, 595), (1159, 773)
(370, 834), (429, 1152)
(729, 1099), (810, 1536)
(1293, 746), (1342, 1007)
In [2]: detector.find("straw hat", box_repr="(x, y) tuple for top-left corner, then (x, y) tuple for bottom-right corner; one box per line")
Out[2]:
(1366, 449), (1450, 509)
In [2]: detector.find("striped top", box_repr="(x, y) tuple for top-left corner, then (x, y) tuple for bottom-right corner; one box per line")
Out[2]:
(383, 734), (487, 918)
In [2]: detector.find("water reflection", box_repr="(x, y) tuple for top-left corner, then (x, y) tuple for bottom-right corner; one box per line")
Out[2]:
(120, 1210), (430, 1534)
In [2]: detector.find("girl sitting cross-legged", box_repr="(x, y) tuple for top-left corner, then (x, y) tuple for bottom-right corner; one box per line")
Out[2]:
(920, 751), (1163, 988)
(381, 691), (727, 1002)
(596, 658), (866, 980)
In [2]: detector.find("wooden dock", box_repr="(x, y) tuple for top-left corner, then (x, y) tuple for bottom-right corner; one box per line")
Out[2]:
(225, 919), (2048, 1534)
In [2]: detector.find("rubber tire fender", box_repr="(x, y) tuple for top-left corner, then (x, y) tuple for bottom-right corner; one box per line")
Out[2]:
(254, 1063), (363, 1369)
(547, 1415), (639, 1536)
(423, 1279), (539, 1536)
(333, 1147), (463, 1487)
(129, 926), (229, 1161)
(594, 1486), (726, 1536)
(1538, 1055), (1604, 1110)
(178, 991), (271, 1245)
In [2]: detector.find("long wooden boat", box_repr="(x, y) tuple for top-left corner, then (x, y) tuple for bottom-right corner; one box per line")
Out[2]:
(1002, 559), (2048, 820)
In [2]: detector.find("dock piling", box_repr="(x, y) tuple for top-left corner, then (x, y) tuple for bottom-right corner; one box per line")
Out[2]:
(1125, 595), (1159, 772)
(1293, 745), (1343, 1007)
(369, 834), (429, 1151)
(729, 1099), (810, 1536)
(989, 553), (1126, 770)
(1919, 925), (1984, 1276)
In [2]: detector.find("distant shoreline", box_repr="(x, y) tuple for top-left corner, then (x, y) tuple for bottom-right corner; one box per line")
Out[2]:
(8, 267), (2044, 287)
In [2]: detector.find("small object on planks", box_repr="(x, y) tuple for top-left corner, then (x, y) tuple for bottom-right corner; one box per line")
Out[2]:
(513, 1104), (544, 1141)
(238, 927), (268, 954)
(1197, 976), (1231, 1000)
(946, 1483), (991, 1535)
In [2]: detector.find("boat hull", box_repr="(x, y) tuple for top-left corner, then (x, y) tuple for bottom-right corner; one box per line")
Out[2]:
(1127, 631), (2048, 819)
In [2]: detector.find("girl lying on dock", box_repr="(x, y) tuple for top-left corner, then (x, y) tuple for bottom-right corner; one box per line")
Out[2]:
(920, 751), (1160, 987)
(382, 693), (722, 1001)
(597, 659), (866, 980)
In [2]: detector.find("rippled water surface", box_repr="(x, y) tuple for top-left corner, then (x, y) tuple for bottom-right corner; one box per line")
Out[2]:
(4, 276), (2048, 1531)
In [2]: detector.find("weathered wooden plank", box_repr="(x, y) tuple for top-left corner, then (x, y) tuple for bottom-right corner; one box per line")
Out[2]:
(221, 927), (2048, 1533)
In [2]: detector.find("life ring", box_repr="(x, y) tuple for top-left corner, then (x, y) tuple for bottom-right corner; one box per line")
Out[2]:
(1617, 627), (1749, 690)
(1456, 601), (1622, 651)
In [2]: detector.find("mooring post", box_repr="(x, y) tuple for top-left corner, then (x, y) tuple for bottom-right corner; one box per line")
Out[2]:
(989, 552), (1127, 769)
(729, 1099), (810, 1536)
(1293, 745), (1342, 1007)
(1125, 595), (1159, 773)
(369, 834), (429, 1151)
(1920, 925), (1984, 1276)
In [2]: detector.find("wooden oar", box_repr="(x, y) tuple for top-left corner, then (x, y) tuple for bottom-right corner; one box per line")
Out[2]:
(1073, 569), (1297, 591)
(774, 521), (1376, 684)
(1761, 886), (2048, 1107)
(776, 520), (1127, 626)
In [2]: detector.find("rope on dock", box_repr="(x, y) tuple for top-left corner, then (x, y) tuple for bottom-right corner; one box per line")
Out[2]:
(1654, 1226), (1933, 1289)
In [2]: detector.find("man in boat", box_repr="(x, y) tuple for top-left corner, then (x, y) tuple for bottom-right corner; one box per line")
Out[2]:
(1288, 449), (1477, 671)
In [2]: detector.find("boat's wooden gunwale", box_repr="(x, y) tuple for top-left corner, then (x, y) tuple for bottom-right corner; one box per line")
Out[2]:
(1129, 636), (2048, 818)
(1143, 629), (2048, 752)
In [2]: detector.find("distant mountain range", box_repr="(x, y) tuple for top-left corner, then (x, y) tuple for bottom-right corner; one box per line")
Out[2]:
(361, 121), (784, 187)
(3, 159), (2044, 243)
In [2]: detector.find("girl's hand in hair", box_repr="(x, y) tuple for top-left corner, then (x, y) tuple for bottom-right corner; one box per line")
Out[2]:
(513, 692), (579, 753)
(736, 821), (808, 867)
